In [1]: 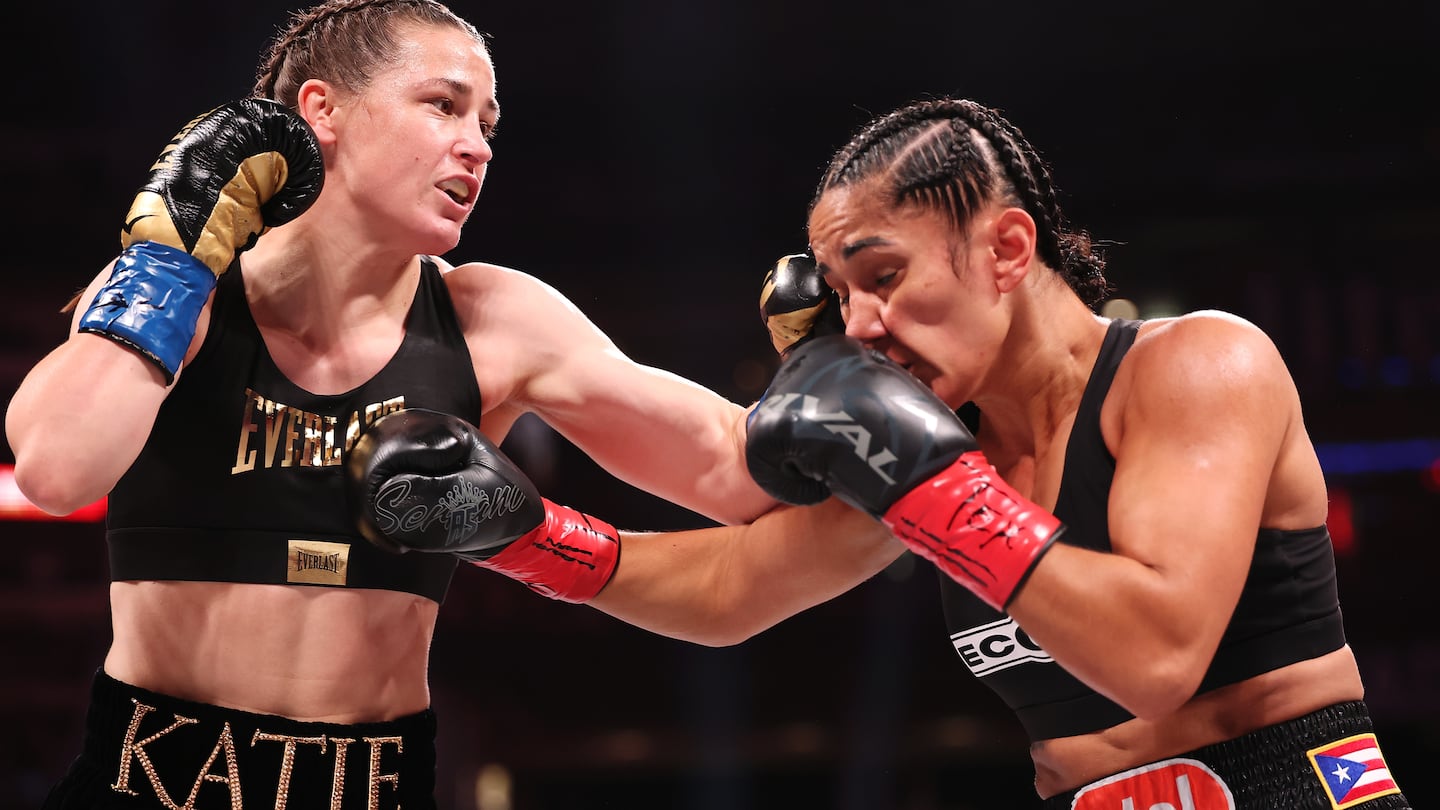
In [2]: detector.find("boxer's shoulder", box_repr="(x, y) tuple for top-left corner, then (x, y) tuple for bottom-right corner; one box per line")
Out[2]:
(441, 259), (565, 304)
(1117, 311), (1288, 401)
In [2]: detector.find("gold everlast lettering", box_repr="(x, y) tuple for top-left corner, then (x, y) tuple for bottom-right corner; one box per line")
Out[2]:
(288, 539), (350, 586)
(232, 389), (265, 473)
(300, 410), (321, 467)
(346, 397), (407, 453)
(296, 549), (341, 574)
(365, 736), (404, 810)
(346, 410), (363, 453)
(263, 398), (288, 467)
(233, 391), (402, 475)
(252, 731), (328, 810)
(282, 405), (303, 467)
(323, 412), (344, 466)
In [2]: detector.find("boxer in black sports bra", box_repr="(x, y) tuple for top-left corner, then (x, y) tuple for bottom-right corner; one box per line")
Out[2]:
(745, 95), (1410, 809)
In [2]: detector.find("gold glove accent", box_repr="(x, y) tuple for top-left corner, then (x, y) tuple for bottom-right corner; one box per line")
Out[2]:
(120, 152), (292, 277)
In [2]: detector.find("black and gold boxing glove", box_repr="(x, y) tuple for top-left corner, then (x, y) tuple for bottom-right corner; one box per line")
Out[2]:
(79, 98), (324, 382)
(759, 252), (846, 355)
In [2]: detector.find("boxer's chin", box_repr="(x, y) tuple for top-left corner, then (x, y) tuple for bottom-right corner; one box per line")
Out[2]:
(915, 366), (962, 408)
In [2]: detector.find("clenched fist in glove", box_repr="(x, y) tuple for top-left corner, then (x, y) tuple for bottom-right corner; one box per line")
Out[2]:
(80, 98), (324, 382)
(745, 335), (1064, 611)
(759, 252), (846, 356)
(347, 408), (619, 603)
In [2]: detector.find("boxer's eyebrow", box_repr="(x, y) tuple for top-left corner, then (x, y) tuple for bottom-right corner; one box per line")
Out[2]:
(818, 236), (894, 276)
(842, 236), (892, 259)
(417, 77), (501, 120)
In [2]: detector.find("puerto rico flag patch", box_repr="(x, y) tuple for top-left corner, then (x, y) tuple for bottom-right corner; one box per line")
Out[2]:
(1307, 733), (1401, 809)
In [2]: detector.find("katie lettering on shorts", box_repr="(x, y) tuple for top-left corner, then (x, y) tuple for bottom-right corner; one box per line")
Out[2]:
(96, 689), (432, 809)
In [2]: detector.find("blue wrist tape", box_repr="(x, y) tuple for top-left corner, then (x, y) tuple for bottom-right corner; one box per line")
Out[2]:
(78, 241), (218, 384)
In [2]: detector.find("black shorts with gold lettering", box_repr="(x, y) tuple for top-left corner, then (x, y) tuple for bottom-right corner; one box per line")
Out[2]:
(1041, 701), (1409, 810)
(43, 670), (438, 810)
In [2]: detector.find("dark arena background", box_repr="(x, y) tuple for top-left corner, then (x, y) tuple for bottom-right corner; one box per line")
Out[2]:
(1, 1), (1436, 808)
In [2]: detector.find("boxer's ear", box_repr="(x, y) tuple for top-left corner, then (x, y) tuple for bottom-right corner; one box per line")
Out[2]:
(985, 206), (1038, 294)
(295, 78), (342, 148)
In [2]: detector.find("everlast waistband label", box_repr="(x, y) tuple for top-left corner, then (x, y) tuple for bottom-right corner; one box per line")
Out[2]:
(287, 540), (350, 586)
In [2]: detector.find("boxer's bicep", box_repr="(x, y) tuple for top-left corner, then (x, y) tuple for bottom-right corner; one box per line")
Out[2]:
(1107, 316), (1293, 633)
(536, 342), (773, 524)
(452, 262), (771, 524)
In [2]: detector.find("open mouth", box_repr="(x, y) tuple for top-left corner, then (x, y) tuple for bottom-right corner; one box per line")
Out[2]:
(438, 178), (473, 205)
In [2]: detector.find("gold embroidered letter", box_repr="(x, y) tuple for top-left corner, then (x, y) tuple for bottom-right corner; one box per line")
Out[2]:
(329, 737), (356, 810)
(365, 736), (404, 810)
(111, 699), (199, 805)
(253, 731), (329, 810)
(177, 722), (241, 810)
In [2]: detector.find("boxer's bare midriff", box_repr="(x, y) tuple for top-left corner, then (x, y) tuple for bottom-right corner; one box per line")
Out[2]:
(1030, 646), (1365, 798)
(105, 581), (437, 723)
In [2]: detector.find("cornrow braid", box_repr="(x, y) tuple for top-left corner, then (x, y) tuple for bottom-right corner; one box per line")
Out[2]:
(813, 97), (1110, 309)
(961, 104), (1063, 265)
(967, 102), (1110, 306)
(894, 114), (992, 235)
(252, 0), (484, 108)
(820, 100), (951, 191)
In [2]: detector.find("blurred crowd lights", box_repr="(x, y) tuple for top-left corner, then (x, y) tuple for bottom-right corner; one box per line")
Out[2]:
(1314, 439), (1440, 479)
(1327, 486), (1356, 555)
(474, 763), (513, 810)
(0, 464), (105, 521)
(1099, 298), (1142, 320)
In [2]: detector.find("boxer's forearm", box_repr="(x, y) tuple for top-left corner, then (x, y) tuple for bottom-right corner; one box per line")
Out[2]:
(591, 499), (902, 646)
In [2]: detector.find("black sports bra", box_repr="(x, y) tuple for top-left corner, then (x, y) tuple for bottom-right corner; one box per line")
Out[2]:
(938, 319), (1346, 740)
(106, 257), (480, 603)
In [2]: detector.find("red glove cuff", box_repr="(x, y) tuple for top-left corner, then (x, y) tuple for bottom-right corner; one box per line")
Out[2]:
(882, 451), (1062, 611)
(476, 498), (620, 603)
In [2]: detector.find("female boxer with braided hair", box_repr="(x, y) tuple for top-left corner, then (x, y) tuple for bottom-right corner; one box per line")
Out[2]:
(744, 96), (1409, 808)
(7, 0), (899, 805)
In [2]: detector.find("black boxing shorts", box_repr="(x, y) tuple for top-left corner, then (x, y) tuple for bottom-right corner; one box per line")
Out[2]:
(1041, 701), (1409, 810)
(43, 669), (438, 810)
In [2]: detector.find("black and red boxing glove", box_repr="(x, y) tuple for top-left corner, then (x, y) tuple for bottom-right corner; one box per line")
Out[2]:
(346, 409), (619, 603)
(759, 252), (846, 356)
(744, 335), (1063, 611)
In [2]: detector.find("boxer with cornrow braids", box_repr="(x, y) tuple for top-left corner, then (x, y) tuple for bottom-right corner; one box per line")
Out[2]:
(747, 95), (1409, 807)
(816, 97), (1111, 308)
